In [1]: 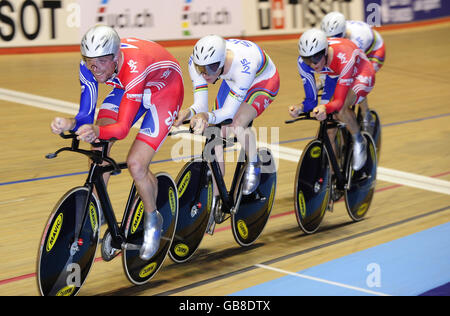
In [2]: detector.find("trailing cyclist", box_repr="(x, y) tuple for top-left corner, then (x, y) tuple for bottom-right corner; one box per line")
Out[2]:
(49, 25), (184, 261)
(321, 11), (385, 130)
(174, 35), (280, 214)
(288, 28), (376, 171)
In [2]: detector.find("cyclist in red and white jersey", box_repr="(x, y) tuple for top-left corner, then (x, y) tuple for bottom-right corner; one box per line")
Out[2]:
(289, 29), (376, 171)
(321, 11), (385, 130)
(50, 25), (184, 260)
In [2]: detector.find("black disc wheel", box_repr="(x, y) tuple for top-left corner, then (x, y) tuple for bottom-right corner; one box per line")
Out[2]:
(231, 148), (277, 246)
(294, 139), (331, 234)
(169, 158), (213, 263)
(37, 187), (100, 296)
(122, 173), (178, 285)
(344, 133), (377, 222)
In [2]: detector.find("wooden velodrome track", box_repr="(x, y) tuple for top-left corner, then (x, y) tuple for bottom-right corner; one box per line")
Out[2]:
(0, 21), (449, 296)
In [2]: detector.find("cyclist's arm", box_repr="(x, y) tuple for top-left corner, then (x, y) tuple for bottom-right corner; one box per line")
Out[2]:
(208, 90), (244, 124)
(208, 67), (254, 124)
(320, 75), (338, 104)
(98, 86), (141, 140)
(188, 55), (209, 115)
(323, 67), (354, 114)
(73, 61), (99, 131)
(297, 57), (318, 112)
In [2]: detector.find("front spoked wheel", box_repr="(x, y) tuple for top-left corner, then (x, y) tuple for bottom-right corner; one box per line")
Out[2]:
(231, 148), (277, 246)
(122, 173), (178, 285)
(294, 139), (331, 234)
(37, 186), (101, 296)
(344, 132), (377, 221)
(169, 158), (213, 263)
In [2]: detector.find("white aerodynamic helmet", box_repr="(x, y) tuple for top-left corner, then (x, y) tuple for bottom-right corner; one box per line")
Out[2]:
(81, 25), (121, 58)
(321, 12), (346, 37)
(192, 35), (227, 75)
(298, 28), (328, 58)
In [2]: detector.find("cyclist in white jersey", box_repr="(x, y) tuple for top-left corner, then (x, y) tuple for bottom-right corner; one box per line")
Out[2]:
(174, 35), (280, 200)
(321, 12), (385, 72)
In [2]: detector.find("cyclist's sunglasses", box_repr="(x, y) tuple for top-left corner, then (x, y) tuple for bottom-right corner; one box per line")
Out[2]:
(302, 49), (326, 65)
(194, 61), (221, 76)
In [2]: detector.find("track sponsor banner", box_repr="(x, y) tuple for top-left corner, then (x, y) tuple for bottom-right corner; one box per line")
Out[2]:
(0, 0), (80, 47)
(363, 0), (450, 25)
(78, 0), (243, 41)
(241, 0), (364, 36)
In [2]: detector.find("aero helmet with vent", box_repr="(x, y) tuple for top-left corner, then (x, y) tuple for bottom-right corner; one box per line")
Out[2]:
(192, 35), (227, 75)
(298, 28), (328, 64)
(81, 25), (121, 58)
(321, 12), (346, 37)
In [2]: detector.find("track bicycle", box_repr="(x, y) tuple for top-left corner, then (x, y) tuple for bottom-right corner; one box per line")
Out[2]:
(167, 120), (277, 263)
(37, 132), (178, 296)
(285, 110), (378, 234)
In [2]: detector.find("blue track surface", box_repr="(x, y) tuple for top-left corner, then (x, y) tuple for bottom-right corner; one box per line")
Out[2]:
(231, 222), (450, 296)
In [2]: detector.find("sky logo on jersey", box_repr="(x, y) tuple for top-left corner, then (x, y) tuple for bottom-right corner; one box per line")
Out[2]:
(165, 110), (178, 127)
(127, 60), (138, 73)
(241, 59), (251, 75)
(337, 52), (348, 64)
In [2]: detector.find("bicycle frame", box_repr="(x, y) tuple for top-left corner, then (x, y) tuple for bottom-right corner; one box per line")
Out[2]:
(171, 120), (247, 215)
(287, 112), (352, 190)
(319, 120), (351, 190)
(48, 133), (136, 250)
(84, 161), (134, 249)
(204, 132), (246, 214)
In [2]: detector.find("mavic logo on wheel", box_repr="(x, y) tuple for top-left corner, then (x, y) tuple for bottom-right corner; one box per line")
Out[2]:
(310, 146), (321, 158)
(46, 213), (63, 252)
(56, 285), (75, 296)
(89, 203), (98, 232)
(298, 191), (306, 218)
(357, 203), (369, 217)
(139, 262), (157, 278)
(178, 171), (191, 198)
(169, 187), (176, 216)
(131, 202), (144, 234)
(237, 220), (248, 240)
(268, 183), (275, 212)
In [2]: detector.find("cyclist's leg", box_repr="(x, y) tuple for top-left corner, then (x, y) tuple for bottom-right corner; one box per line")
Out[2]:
(132, 72), (183, 260)
(128, 139), (158, 213)
(336, 90), (360, 135)
(358, 97), (369, 117)
(338, 63), (375, 170)
(238, 70), (280, 194)
(232, 103), (258, 162)
(336, 90), (368, 170)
